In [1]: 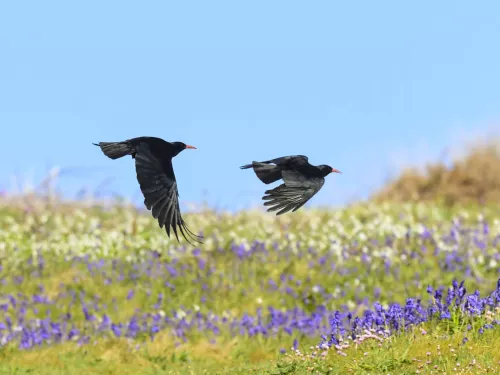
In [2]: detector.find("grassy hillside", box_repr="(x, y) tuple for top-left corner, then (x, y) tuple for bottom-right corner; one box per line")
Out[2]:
(373, 141), (500, 206)
(0, 199), (499, 374)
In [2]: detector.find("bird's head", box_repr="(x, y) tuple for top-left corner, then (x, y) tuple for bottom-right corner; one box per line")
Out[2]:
(319, 165), (341, 177)
(171, 142), (197, 156)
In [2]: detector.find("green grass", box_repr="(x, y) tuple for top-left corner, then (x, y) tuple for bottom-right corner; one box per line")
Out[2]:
(0, 199), (499, 374)
(0, 325), (499, 374)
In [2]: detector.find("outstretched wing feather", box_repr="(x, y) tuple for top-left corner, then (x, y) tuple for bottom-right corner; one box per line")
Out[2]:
(262, 172), (325, 215)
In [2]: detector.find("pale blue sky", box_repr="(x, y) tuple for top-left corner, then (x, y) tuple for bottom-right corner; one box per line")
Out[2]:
(1, 1), (500, 211)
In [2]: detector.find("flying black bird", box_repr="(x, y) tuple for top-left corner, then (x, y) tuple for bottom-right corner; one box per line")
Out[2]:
(240, 155), (341, 215)
(93, 136), (202, 244)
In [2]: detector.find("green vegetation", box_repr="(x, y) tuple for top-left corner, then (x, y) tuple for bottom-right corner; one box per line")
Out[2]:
(0, 197), (499, 374)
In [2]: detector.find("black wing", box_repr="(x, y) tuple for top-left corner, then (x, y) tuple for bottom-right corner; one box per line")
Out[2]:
(262, 169), (325, 215)
(266, 155), (309, 166)
(134, 143), (202, 245)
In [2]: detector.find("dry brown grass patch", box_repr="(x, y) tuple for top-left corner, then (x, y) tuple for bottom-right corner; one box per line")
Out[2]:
(373, 140), (500, 206)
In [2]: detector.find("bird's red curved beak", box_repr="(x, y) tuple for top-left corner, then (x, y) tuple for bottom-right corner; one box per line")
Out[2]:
(332, 168), (341, 173)
(185, 145), (197, 149)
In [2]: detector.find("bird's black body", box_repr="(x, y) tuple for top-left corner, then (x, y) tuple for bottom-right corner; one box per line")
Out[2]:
(240, 155), (340, 215)
(93, 136), (202, 244)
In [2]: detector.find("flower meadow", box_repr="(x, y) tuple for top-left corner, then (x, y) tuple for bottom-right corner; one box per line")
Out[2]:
(0, 200), (500, 374)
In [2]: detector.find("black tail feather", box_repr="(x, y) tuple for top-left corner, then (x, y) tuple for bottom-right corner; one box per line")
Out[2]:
(94, 141), (132, 160)
(241, 161), (282, 184)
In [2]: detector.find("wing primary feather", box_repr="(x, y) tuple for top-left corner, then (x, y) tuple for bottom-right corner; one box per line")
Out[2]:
(157, 199), (171, 228)
(177, 220), (196, 246)
(182, 220), (203, 243)
(170, 207), (179, 242)
(157, 205), (168, 228)
(152, 197), (168, 219)
(163, 196), (175, 237)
